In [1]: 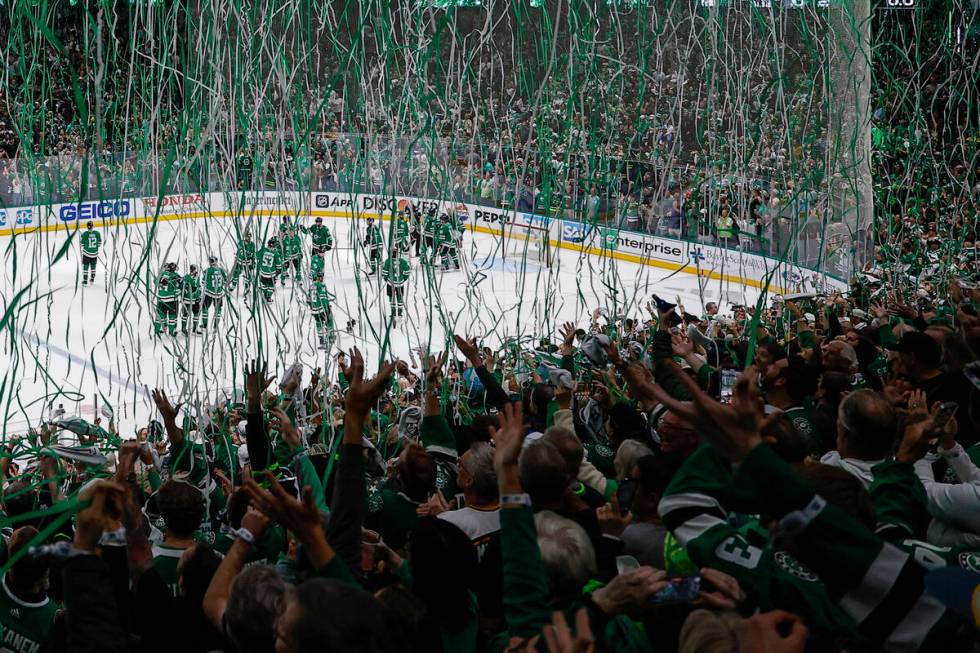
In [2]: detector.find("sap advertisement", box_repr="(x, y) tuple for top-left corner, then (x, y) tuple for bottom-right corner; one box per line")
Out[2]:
(0, 191), (847, 292)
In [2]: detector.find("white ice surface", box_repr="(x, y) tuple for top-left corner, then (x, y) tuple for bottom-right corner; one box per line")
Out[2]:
(0, 214), (759, 437)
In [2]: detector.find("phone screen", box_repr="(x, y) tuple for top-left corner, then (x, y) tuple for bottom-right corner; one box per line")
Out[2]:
(651, 575), (702, 605)
(964, 362), (980, 391)
(720, 369), (738, 404)
(931, 402), (958, 431)
(617, 479), (638, 515)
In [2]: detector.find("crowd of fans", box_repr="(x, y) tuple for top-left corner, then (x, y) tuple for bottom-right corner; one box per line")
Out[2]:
(1, 5), (980, 651)
(10, 4), (974, 274)
(2, 284), (980, 652)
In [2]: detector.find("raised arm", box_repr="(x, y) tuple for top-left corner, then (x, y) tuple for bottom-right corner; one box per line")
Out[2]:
(327, 348), (396, 571)
(454, 334), (511, 409)
(243, 360), (276, 472)
(151, 388), (184, 445)
(203, 509), (271, 630)
(651, 363), (961, 652)
(492, 402), (552, 639)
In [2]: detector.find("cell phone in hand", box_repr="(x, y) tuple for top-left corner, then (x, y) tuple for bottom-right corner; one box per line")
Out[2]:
(617, 478), (638, 515)
(650, 575), (702, 605)
(964, 361), (980, 391)
(720, 369), (738, 404)
(360, 529), (383, 572)
(931, 402), (958, 432)
(616, 555), (640, 575)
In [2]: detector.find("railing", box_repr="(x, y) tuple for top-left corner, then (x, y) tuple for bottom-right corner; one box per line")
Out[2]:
(0, 141), (857, 283)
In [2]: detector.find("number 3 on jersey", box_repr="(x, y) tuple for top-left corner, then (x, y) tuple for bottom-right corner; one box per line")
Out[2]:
(715, 535), (763, 569)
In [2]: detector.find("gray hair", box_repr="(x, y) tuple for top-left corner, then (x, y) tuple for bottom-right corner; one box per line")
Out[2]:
(225, 564), (288, 653)
(678, 609), (740, 653)
(829, 341), (858, 370)
(544, 425), (584, 475)
(614, 439), (654, 482)
(460, 442), (498, 502)
(534, 510), (597, 598)
(837, 390), (897, 460)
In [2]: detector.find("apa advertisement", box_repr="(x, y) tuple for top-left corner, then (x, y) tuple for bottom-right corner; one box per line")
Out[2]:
(313, 192), (357, 211)
(313, 192), (472, 224)
(0, 190), (846, 292)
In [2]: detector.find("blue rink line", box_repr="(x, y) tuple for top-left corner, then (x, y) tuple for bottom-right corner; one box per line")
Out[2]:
(16, 328), (147, 399)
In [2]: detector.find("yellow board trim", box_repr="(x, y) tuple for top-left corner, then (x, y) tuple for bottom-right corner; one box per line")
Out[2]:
(2, 206), (792, 294)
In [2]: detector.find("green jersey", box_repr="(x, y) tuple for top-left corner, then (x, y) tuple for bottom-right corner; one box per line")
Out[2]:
(435, 222), (456, 248)
(211, 432), (239, 484)
(364, 488), (421, 551)
(152, 542), (190, 596)
(257, 247), (282, 278)
(660, 444), (864, 645)
(309, 281), (332, 315)
(663, 443), (963, 651)
(365, 223), (383, 247)
(80, 229), (101, 257)
(382, 257), (410, 287)
(310, 254), (326, 280)
(181, 274), (202, 303)
(783, 406), (819, 453)
(306, 224), (333, 249)
(393, 218), (410, 247)
(203, 266), (227, 298)
(0, 574), (58, 653)
(236, 240), (256, 266)
(167, 438), (210, 486)
(157, 270), (181, 302)
(283, 234), (302, 260)
(451, 213), (465, 236)
(422, 213), (438, 237)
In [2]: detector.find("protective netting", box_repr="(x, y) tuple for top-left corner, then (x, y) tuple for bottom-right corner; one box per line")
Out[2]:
(0, 0), (977, 551)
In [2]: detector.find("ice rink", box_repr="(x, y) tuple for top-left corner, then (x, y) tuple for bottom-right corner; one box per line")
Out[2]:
(0, 213), (761, 436)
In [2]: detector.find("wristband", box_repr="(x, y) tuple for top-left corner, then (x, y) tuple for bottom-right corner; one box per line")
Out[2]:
(29, 542), (92, 559)
(778, 495), (827, 537)
(99, 527), (128, 547)
(938, 443), (963, 459)
(231, 527), (256, 545)
(500, 493), (532, 507)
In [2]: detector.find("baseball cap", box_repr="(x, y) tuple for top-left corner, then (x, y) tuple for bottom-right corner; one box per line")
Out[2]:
(886, 331), (942, 366)
(925, 567), (980, 628)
